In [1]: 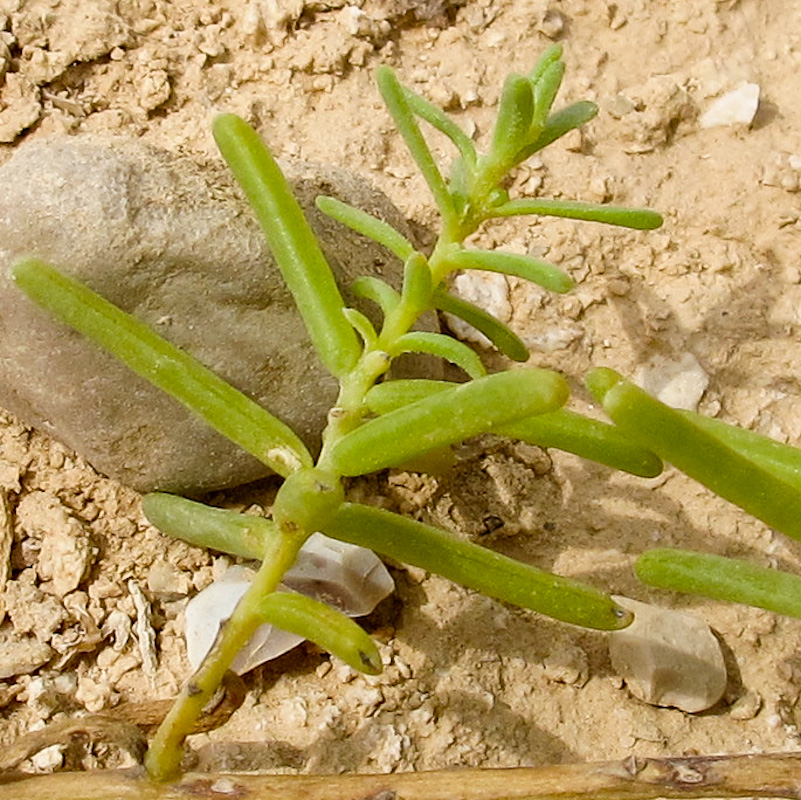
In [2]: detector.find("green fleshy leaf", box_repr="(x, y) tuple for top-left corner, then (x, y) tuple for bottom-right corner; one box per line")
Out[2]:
(256, 592), (382, 674)
(364, 379), (454, 414)
(493, 197), (663, 230)
(343, 307), (378, 348)
(327, 368), (567, 476)
(315, 196), (416, 261)
(365, 379), (663, 478)
(143, 492), (273, 560)
(402, 86), (478, 169)
(323, 503), (631, 630)
(677, 409), (801, 488)
(434, 289), (529, 362)
(376, 66), (456, 228)
(351, 276), (401, 317)
(586, 367), (801, 542)
(498, 410), (663, 478)
(445, 248), (574, 293)
(401, 252), (434, 311)
(213, 114), (360, 379)
(532, 60), (566, 130)
(636, 549), (801, 621)
(11, 258), (313, 478)
(392, 331), (487, 379)
(518, 100), (598, 160)
(528, 43), (563, 83)
(488, 73), (535, 168)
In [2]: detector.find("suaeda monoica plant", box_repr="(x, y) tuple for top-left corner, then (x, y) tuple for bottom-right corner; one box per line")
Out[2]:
(12, 44), (801, 782)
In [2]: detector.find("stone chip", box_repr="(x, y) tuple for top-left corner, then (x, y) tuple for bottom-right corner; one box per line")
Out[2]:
(608, 595), (727, 713)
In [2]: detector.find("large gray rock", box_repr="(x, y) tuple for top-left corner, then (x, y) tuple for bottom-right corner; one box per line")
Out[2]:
(0, 136), (430, 493)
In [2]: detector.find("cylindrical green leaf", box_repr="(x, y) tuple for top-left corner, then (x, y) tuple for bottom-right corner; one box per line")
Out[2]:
(402, 86), (478, 169)
(532, 60), (566, 128)
(434, 289), (529, 362)
(528, 44), (563, 83)
(499, 410), (663, 478)
(11, 258), (313, 477)
(493, 198), (663, 231)
(401, 252), (434, 310)
(327, 369), (568, 476)
(392, 331), (487, 379)
(636, 548), (801, 621)
(257, 592), (382, 674)
(364, 379), (452, 414)
(365, 379), (663, 478)
(517, 100), (598, 159)
(445, 248), (574, 293)
(351, 276), (401, 316)
(143, 492), (270, 560)
(677, 409), (801, 488)
(376, 66), (456, 229)
(343, 308), (378, 348)
(586, 367), (801, 542)
(213, 114), (361, 378)
(489, 73), (535, 167)
(323, 503), (631, 630)
(316, 196), (416, 262)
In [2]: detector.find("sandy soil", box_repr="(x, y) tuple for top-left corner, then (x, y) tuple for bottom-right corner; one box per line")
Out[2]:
(3, 0), (801, 778)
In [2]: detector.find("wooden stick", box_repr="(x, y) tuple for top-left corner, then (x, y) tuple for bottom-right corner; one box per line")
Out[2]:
(3, 752), (801, 800)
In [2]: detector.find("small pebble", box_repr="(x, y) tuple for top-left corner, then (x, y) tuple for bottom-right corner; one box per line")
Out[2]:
(608, 595), (727, 713)
(699, 83), (760, 129)
(634, 352), (709, 411)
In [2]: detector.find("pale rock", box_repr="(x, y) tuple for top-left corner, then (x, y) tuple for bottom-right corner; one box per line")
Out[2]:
(28, 744), (64, 773)
(608, 595), (727, 713)
(0, 629), (53, 679)
(634, 352), (709, 411)
(0, 136), (434, 492)
(699, 83), (760, 129)
(16, 491), (94, 597)
(446, 271), (512, 348)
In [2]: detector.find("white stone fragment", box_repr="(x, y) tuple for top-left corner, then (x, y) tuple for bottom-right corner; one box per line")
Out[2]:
(608, 595), (727, 713)
(446, 271), (512, 347)
(0, 629), (53, 679)
(184, 566), (304, 674)
(29, 744), (64, 772)
(634, 353), (709, 411)
(283, 532), (395, 616)
(128, 579), (158, 679)
(699, 83), (760, 129)
(184, 534), (394, 674)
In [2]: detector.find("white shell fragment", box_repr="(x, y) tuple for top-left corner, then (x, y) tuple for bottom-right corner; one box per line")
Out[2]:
(184, 566), (304, 675)
(608, 596), (727, 713)
(184, 534), (394, 674)
(283, 532), (395, 617)
(699, 83), (760, 129)
(634, 353), (709, 412)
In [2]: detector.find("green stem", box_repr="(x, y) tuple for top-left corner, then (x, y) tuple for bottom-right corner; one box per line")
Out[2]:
(145, 528), (305, 781)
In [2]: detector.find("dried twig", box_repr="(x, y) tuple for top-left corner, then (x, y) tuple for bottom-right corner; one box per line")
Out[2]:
(2, 752), (801, 800)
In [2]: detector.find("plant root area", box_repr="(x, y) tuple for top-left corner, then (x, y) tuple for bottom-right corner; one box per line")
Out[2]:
(2, 0), (801, 779)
